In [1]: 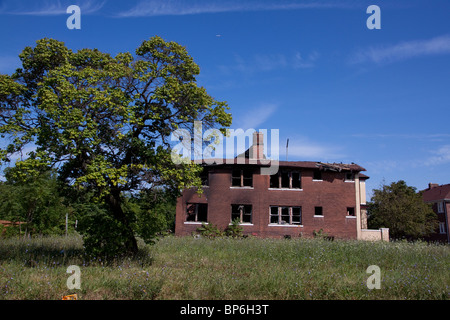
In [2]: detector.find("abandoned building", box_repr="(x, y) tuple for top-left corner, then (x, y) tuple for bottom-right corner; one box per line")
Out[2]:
(175, 132), (389, 241)
(422, 183), (450, 243)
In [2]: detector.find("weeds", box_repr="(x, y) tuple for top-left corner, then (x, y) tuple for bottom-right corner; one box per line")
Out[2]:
(0, 235), (448, 300)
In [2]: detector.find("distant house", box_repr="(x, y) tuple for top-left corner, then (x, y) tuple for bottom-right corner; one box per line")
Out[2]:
(0, 220), (26, 236)
(422, 183), (450, 243)
(175, 132), (388, 241)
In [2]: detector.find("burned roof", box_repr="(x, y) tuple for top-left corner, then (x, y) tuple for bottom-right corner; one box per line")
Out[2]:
(195, 158), (366, 172)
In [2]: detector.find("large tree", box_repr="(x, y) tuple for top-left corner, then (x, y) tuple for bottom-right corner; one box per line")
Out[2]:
(0, 36), (231, 254)
(368, 180), (438, 240)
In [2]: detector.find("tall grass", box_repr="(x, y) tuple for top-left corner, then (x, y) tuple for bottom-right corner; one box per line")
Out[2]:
(0, 235), (448, 300)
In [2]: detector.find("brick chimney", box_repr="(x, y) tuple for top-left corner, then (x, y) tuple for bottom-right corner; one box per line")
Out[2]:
(428, 183), (439, 189)
(249, 131), (264, 160)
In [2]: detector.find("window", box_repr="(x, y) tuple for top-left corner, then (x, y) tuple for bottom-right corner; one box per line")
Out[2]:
(269, 206), (302, 225)
(186, 203), (208, 222)
(345, 172), (355, 182)
(439, 222), (446, 234)
(313, 170), (322, 180)
(269, 170), (302, 189)
(437, 202), (444, 213)
(315, 207), (323, 216)
(200, 169), (209, 186)
(231, 204), (252, 224)
(231, 169), (253, 187)
(347, 207), (355, 216)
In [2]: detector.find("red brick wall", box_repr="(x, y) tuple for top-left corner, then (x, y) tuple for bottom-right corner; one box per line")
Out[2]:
(175, 166), (358, 239)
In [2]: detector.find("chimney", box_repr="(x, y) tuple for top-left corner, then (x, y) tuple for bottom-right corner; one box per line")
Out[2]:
(249, 131), (264, 160)
(428, 183), (439, 189)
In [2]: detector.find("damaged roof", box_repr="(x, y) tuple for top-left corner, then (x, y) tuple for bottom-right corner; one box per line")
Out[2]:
(195, 158), (366, 172)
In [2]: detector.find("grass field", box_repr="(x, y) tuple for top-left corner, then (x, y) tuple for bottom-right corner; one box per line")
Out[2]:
(0, 235), (448, 300)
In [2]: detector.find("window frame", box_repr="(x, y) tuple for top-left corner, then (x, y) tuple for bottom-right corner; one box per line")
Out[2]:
(439, 222), (446, 234)
(231, 204), (253, 224)
(269, 170), (302, 190)
(231, 168), (253, 188)
(269, 206), (302, 226)
(185, 203), (208, 223)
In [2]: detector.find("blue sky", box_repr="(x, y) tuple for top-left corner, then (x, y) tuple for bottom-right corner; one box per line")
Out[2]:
(0, 0), (449, 196)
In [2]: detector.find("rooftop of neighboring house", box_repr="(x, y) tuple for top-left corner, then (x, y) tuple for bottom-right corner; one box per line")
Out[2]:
(422, 183), (450, 202)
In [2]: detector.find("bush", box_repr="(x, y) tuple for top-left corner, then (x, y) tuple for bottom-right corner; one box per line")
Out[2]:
(196, 223), (224, 239)
(225, 219), (244, 238)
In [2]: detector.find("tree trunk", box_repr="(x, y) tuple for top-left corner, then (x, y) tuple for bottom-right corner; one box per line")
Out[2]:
(106, 189), (138, 254)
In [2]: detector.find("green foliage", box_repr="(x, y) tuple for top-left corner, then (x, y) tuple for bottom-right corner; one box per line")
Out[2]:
(0, 169), (69, 237)
(196, 223), (224, 239)
(0, 36), (232, 256)
(224, 218), (244, 238)
(134, 188), (177, 244)
(368, 180), (438, 240)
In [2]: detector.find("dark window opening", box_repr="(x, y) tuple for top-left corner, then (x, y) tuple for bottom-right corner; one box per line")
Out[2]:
(292, 207), (302, 224)
(200, 169), (209, 186)
(231, 169), (241, 187)
(231, 204), (252, 223)
(281, 172), (290, 188)
(270, 174), (279, 188)
(270, 171), (301, 189)
(345, 173), (355, 181)
(231, 169), (253, 187)
(347, 207), (355, 216)
(186, 203), (208, 222)
(315, 207), (323, 216)
(313, 170), (322, 180)
(292, 172), (301, 188)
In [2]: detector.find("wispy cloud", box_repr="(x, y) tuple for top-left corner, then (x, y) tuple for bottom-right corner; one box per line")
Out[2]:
(351, 133), (450, 141)
(284, 136), (345, 160)
(424, 145), (450, 166)
(350, 34), (450, 65)
(0, 0), (105, 16)
(118, 0), (350, 18)
(235, 103), (279, 130)
(220, 51), (319, 76)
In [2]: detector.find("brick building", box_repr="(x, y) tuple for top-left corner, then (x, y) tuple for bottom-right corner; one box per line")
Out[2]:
(175, 132), (388, 240)
(422, 183), (450, 243)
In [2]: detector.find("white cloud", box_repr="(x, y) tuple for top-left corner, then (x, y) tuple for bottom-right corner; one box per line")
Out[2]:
(235, 103), (279, 130)
(219, 51), (318, 76)
(118, 0), (350, 18)
(0, 0), (105, 16)
(350, 34), (450, 65)
(283, 136), (345, 160)
(424, 145), (450, 166)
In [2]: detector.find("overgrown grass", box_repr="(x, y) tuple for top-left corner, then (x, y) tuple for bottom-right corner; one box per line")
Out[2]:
(0, 235), (448, 300)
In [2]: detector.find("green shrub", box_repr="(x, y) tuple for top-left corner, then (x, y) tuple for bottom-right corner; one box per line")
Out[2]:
(225, 218), (244, 238)
(196, 223), (224, 239)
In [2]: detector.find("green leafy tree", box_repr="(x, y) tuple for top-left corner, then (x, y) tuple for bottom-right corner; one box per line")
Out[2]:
(134, 188), (177, 244)
(368, 180), (438, 240)
(0, 168), (68, 237)
(0, 36), (232, 254)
